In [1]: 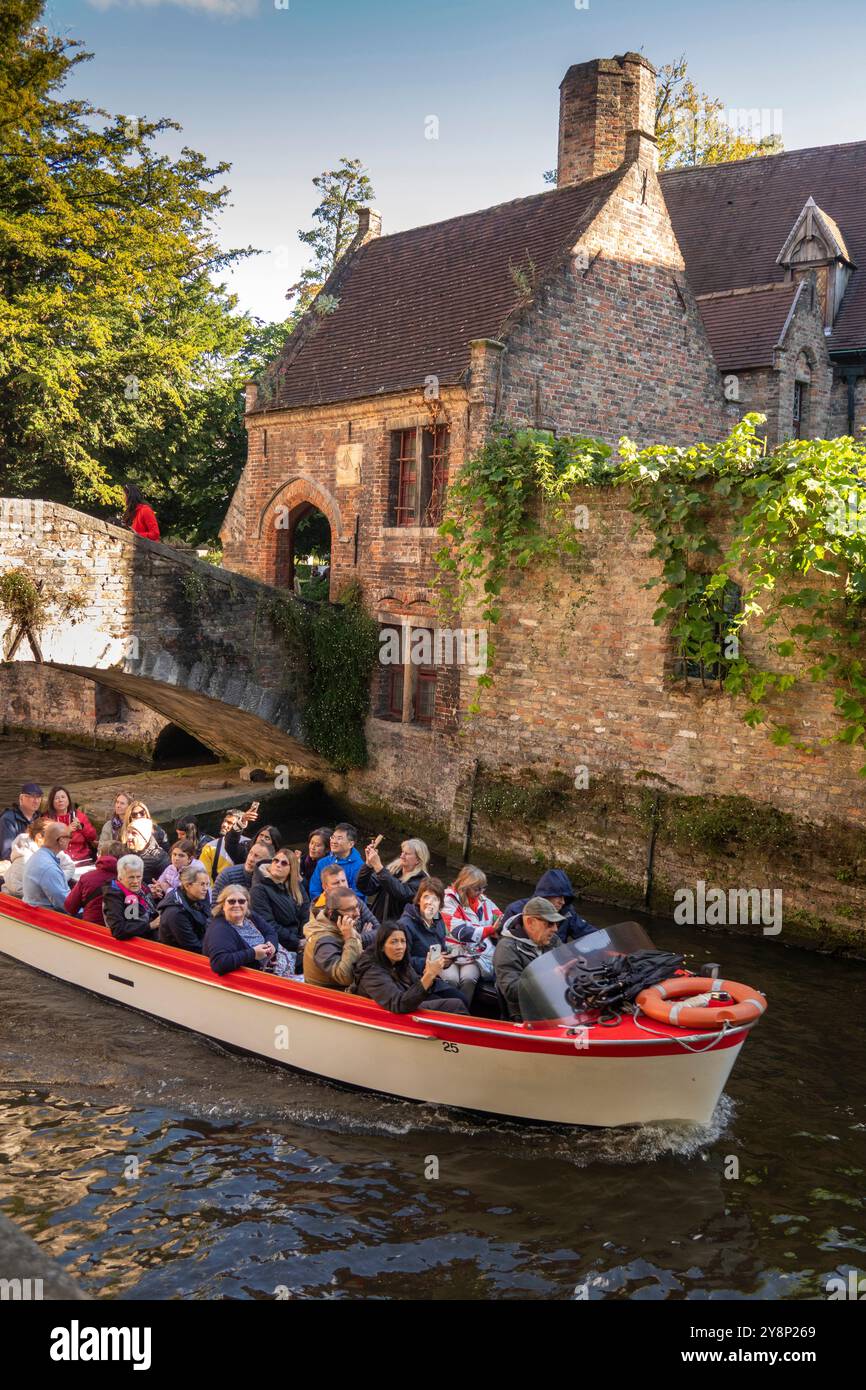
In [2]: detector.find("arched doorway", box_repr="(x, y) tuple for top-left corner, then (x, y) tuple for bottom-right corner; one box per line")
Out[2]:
(274, 503), (332, 599)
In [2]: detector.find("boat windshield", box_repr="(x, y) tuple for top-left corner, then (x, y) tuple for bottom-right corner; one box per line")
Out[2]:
(517, 920), (657, 1026)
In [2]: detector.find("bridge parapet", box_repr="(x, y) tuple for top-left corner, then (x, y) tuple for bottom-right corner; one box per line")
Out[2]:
(0, 499), (321, 771)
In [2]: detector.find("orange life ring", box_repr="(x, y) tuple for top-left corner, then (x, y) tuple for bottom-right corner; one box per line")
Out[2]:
(636, 976), (767, 1029)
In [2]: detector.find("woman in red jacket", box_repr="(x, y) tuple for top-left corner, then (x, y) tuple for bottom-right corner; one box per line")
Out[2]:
(44, 785), (99, 865)
(123, 484), (160, 541)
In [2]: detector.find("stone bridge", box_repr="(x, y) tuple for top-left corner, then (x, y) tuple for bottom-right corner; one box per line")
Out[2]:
(0, 499), (323, 771)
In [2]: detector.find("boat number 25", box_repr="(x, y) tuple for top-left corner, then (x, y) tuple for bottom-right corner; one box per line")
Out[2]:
(442, 1042), (460, 1054)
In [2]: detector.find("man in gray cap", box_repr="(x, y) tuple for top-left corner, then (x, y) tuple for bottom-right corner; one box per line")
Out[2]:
(0, 782), (43, 861)
(493, 896), (564, 1022)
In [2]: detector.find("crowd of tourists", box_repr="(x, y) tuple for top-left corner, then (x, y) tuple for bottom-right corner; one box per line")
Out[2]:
(0, 782), (596, 1022)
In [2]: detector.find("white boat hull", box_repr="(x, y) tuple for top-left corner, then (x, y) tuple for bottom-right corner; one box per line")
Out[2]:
(0, 896), (753, 1127)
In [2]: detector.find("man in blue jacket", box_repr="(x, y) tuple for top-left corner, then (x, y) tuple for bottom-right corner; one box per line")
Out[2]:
(308, 823), (365, 899)
(0, 782), (43, 861)
(22, 822), (73, 912)
(501, 868), (595, 944)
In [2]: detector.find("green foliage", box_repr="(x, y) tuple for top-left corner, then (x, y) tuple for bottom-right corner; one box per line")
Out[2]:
(0, 1), (285, 543)
(288, 156), (375, 317)
(266, 583), (379, 772)
(474, 769), (573, 826)
(434, 427), (613, 710)
(180, 570), (207, 608)
(619, 415), (866, 770)
(663, 793), (794, 854)
(0, 568), (86, 634)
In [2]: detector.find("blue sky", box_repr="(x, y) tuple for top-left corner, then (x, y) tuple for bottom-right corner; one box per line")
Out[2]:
(59, 0), (865, 322)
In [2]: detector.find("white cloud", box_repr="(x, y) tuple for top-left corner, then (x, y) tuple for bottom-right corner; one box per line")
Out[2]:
(87, 0), (261, 17)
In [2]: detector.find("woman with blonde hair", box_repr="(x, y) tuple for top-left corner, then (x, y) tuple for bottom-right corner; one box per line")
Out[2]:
(120, 800), (169, 884)
(357, 835), (430, 922)
(97, 789), (134, 854)
(440, 864), (502, 1007)
(203, 883), (288, 977)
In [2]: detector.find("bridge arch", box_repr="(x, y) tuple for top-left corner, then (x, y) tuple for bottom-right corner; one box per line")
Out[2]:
(0, 499), (324, 773)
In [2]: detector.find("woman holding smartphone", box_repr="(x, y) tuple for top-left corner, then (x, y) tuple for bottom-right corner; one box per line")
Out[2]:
(353, 922), (468, 1014)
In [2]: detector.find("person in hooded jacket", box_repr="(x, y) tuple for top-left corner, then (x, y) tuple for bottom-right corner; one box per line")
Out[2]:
(356, 837), (430, 923)
(397, 876), (450, 974)
(353, 921), (469, 1015)
(158, 866), (212, 953)
(500, 868), (594, 943)
(120, 802), (169, 884)
(64, 844), (122, 922)
(250, 849), (310, 957)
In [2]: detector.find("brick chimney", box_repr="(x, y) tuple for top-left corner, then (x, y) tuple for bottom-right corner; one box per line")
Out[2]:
(557, 52), (657, 187)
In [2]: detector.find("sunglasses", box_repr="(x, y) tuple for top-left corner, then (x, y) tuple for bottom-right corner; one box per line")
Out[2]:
(272, 857), (291, 867)
(225, 897), (247, 906)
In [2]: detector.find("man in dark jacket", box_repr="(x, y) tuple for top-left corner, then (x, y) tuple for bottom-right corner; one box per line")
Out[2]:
(494, 896), (563, 1022)
(0, 782), (43, 861)
(501, 868), (594, 944)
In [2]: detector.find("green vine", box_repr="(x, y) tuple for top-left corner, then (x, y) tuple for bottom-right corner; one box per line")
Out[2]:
(434, 414), (866, 768)
(267, 581), (379, 771)
(0, 570), (86, 634)
(180, 570), (207, 607)
(434, 427), (612, 710)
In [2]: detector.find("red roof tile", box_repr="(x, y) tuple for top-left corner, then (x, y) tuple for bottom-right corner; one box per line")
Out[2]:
(661, 143), (866, 354)
(696, 282), (800, 370)
(269, 172), (621, 410)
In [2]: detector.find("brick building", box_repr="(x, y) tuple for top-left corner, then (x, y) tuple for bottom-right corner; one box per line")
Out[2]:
(221, 53), (866, 945)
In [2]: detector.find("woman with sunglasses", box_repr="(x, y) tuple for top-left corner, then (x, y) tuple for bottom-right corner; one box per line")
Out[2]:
(119, 801), (169, 885)
(203, 884), (283, 976)
(249, 848), (309, 959)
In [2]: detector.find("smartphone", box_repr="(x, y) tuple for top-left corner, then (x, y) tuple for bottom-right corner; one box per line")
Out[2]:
(428, 945), (442, 963)
(249, 801), (260, 813)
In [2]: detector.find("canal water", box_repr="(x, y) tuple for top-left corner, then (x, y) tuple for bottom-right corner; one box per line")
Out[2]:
(0, 741), (864, 1300)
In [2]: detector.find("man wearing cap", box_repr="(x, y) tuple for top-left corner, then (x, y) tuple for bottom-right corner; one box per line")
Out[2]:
(0, 783), (43, 861)
(493, 896), (563, 1022)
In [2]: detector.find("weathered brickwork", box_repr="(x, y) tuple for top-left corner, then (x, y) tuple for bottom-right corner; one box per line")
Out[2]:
(0, 501), (320, 771)
(732, 287), (835, 444)
(0, 663), (166, 757)
(498, 161), (735, 443)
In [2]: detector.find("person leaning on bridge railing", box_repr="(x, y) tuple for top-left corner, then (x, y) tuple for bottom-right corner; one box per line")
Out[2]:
(120, 484), (160, 542)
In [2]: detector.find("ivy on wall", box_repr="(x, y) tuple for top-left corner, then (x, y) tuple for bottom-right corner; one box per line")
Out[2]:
(435, 414), (866, 769)
(266, 582), (379, 772)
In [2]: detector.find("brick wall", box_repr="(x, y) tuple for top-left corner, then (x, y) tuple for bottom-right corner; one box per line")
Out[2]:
(0, 664), (166, 756)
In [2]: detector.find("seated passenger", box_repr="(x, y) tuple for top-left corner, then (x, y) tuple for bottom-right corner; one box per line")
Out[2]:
(150, 839), (205, 899)
(493, 896), (563, 1022)
(203, 884), (281, 976)
(212, 840), (272, 899)
(174, 817), (200, 851)
(0, 781), (44, 861)
(121, 802), (170, 884)
(64, 843), (122, 922)
(102, 854), (160, 940)
(198, 807), (244, 881)
(397, 876), (449, 974)
(356, 836), (431, 922)
(3, 817), (69, 898)
(303, 888), (364, 990)
(353, 922), (469, 1015)
(158, 866), (212, 953)
(307, 823), (364, 900)
(500, 868), (594, 943)
(441, 865), (503, 1008)
(97, 790), (133, 854)
(301, 826), (332, 895)
(306, 863), (380, 945)
(44, 785), (98, 865)
(250, 848), (309, 959)
(22, 822), (74, 911)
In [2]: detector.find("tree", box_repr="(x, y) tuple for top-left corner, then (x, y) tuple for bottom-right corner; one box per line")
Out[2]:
(655, 56), (783, 169)
(288, 156), (374, 317)
(0, 0), (256, 513)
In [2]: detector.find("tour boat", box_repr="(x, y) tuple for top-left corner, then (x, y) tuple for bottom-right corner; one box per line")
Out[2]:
(0, 893), (766, 1127)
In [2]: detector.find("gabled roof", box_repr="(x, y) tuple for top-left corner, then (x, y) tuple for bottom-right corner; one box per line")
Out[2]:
(661, 143), (866, 353)
(264, 171), (621, 411)
(696, 282), (800, 371)
(776, 197), (854, 267)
